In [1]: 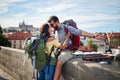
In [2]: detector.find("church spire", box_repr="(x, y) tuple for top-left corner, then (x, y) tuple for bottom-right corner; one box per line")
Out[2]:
(22, 20), (25, 26)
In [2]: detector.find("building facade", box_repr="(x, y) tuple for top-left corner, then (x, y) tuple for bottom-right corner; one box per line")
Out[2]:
(7, 31), (32, 49)
(107, 32), (120, 47)
(92, 39), (106, 52)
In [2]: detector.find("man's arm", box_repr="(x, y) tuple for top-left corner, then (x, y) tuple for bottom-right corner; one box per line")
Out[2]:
(67, 25), (94, 38)
(82, 31), (94, 38)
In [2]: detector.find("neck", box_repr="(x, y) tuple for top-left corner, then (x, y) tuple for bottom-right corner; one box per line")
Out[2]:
(57, 23), (61, 29)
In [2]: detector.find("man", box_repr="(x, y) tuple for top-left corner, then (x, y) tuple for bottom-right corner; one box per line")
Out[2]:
(48, 15), (95, 80)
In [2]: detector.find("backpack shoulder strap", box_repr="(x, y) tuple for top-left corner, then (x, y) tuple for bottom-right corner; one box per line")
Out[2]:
(43, 35), (51, 49)
(63, 23), (69, 33)
(30, 37), (41, 51)
(48, 45), (54, 57)
(30, 33), (45, 51)
(46, 45), (55, 73)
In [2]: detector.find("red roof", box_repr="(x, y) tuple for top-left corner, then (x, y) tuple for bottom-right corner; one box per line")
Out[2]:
(78, 46), (94, 52)
(107, 32), (120, 38)
(7, 31), (32, 40)
(95, 33), (107, 41)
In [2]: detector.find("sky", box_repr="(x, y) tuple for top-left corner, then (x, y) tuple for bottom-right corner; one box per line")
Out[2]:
(0, 0), (120, 33)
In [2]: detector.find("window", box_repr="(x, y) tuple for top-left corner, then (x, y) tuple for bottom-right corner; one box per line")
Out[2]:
(20, 40), (21, 43)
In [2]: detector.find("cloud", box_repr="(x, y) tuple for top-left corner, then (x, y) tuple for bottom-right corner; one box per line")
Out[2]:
(0, 7), (8, 14)
(0, 0), (27, 3)
(56, 13), (120, 30)
(0, 0), (27, 14)
(37, 3), (76, 13)
(0, 0), (120, 33)
(13, 13), (27, 19)
(0, 2), (9, 14)
(0, 18), (19, 27)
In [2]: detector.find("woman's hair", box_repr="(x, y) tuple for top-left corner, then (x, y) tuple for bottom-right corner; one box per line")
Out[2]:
(40, 23), (50, 37)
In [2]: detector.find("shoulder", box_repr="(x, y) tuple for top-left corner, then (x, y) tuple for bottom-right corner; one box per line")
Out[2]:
(63, 23), (72, 29)
(47, 36), (55, 42)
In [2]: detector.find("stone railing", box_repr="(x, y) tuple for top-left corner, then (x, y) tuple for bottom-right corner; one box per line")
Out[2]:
(0, 46), (33, 80)
(0, 46), (120, 80)
(60, 58), (120, 80)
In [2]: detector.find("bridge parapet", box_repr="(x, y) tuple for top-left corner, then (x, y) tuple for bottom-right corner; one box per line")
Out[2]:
(0, 46), (33, 80)
(0, 46), (120, 80)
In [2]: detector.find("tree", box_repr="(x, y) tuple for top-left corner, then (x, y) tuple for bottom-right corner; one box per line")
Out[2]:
(88, 39), (98, 51)
(0, 25), (3, 34)
(92, 44), (98, 52)
(88, 39), (93, 47)
(0, 26), (11, 47)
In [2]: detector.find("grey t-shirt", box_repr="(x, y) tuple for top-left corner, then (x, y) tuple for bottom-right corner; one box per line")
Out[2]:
(57, 23), (82, 44)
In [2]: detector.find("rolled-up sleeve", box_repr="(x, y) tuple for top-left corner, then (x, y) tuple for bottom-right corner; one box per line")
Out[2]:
(66, 25), (82, 36)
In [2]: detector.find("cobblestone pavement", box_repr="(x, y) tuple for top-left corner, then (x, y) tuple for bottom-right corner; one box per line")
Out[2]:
(0, 68), (14, 80)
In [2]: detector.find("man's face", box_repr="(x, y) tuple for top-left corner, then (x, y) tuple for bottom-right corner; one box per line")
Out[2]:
(49, 20), (59, 30)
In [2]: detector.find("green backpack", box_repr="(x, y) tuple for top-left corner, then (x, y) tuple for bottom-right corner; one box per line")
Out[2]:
(23, 35), (47, 70)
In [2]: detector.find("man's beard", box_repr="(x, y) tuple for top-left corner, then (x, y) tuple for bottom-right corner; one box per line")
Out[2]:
(54, 25), (59, 30)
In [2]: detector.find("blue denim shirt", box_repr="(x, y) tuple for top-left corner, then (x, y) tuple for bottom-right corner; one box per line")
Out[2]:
(57, 23), (82, 44)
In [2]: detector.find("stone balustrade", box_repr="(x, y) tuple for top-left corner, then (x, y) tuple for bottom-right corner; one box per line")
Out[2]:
(0, 46), (120, 80)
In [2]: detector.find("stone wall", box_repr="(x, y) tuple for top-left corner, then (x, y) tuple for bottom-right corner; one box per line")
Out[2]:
(0, 46), (120, 80)
(112, 54), (120, 67)
(61, 58), (120, 80)
(0, 46), (33, 80)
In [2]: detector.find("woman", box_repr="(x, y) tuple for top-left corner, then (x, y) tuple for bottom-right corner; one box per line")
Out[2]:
(38, 23), (70, 80)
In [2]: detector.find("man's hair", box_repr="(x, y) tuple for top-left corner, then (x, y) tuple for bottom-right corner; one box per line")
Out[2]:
(48, 15), (59, 23)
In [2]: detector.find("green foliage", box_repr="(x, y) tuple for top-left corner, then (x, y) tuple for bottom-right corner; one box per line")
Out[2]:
(88, 39), (93, 47)
(88, 39), (98, 51)
(0, 25), (3, 34)
(92, 44), (98, 52)
(0, 34), (11, 47)
(0, 26), (11, 47)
